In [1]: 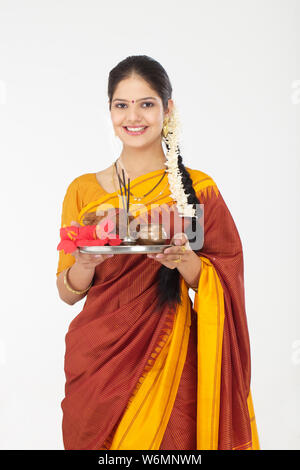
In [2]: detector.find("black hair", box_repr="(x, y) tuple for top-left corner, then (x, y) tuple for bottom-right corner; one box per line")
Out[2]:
(107, 55), (200, 310)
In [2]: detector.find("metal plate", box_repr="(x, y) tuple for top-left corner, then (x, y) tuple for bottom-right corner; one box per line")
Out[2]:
(79, 244), (173, 255)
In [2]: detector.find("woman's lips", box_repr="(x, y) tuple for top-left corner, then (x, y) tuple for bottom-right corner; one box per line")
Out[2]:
(123, 126), (148, 135)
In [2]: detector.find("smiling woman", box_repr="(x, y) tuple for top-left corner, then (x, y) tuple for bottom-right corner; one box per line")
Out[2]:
(57, 54), (259, 451)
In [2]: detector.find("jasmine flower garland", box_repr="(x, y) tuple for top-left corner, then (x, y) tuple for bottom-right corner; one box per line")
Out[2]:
(163, 104), (196, 218)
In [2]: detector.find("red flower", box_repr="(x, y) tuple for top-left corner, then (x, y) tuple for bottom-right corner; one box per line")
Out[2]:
(76, 239), (107, 247)
(57, 226), (80, 254)
(79, 225), (97, 239)
(57, 223), (122, 254)
(57, 239), (77, 253)
(105, 233), (122, 246)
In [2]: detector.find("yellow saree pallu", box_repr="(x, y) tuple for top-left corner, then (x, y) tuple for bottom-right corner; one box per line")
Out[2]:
(194, 257), (259, 450)
(57, 167), (259, 450)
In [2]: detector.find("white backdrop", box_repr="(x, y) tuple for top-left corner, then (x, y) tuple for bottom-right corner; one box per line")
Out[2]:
(0, 0), (299, 450)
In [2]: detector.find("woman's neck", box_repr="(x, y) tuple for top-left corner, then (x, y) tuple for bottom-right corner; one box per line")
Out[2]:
(118, 142), (167, 178)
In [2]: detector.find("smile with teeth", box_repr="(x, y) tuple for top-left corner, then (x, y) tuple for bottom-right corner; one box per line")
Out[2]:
(123, 126), (148, 135)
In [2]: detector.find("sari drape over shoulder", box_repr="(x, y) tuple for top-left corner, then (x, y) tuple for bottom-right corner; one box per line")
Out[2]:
(56, 168), (259, 450)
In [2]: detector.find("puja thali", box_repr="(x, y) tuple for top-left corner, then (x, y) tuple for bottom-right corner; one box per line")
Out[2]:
(78, 244), (173, 255)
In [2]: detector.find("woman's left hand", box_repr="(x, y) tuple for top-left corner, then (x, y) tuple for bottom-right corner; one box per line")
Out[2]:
(147, 233), (192, 270)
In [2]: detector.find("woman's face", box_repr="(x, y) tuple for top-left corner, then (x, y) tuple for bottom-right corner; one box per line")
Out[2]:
(110, 74), (173, 148)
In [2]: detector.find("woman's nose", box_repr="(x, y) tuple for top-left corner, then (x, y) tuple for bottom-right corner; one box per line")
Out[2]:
(126, 107), (142, 122)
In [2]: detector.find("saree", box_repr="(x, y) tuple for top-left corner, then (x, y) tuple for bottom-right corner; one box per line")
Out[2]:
(56, 167), (260, 450)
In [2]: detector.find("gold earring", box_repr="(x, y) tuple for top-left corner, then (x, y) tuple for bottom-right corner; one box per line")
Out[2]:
(162, 118), (169, 138)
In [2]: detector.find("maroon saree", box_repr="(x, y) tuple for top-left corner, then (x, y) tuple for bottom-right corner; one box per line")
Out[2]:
(58, 170), (259, 450)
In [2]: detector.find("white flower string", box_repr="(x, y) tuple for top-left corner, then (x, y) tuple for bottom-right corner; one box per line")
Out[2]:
(163, 104), (196, 218)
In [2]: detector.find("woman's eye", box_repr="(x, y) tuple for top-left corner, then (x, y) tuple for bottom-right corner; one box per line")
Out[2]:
(115, 102), (154, 109)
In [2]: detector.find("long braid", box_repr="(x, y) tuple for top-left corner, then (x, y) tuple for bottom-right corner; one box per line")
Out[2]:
(156, 144), (200, 310)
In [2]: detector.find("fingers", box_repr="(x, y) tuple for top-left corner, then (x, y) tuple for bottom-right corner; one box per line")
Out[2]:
(147, 238), (191, 266)
(87, 253), (114, 261)
(146, 253), (177, 269)
(147, 251), (185, 262)
(72, 249), (114, 269)
(71, 248), (80, 257)
(171, 232), (188, 245)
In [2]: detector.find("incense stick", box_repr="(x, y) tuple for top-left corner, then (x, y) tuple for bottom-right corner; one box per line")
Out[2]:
(115, 163), (127, 228)
(122, 169), (131, 237)
(127, 178), (130, 214)
(115, 161), (133, 241)
(122, 169), (126, 198)
(121, 169), (128, 228)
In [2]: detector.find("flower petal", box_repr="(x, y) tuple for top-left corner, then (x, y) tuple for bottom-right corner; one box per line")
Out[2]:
(57, 240), (77, 254)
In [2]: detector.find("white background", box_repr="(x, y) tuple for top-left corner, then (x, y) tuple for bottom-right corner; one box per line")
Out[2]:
(0, 0), (299, 450)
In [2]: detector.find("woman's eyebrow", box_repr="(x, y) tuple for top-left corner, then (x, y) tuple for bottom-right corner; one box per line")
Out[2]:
(112, 96), (157, 102)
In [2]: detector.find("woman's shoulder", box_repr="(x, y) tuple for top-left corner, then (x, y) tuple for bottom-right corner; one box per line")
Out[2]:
(65, 172), (101, 191)
(72, 172), (98, 184)
(185, 167), (218, 194)
(62, 173), (104, 207)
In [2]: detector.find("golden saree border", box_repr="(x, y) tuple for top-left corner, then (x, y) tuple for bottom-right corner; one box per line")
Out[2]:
(244, 390), (260, 450)
(108, 277), (191, 450)
(193, 255), (225, 450)
(193, 256), (260, 450)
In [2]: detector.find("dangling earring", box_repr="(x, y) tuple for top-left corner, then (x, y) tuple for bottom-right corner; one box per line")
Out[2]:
(162, 117), (169, 138)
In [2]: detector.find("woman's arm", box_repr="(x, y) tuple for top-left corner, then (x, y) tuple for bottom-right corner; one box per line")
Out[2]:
(56, 263), (95, 305)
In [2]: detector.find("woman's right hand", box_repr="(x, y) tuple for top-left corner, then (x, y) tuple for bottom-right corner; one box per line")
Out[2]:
(70, 221), (114, 270)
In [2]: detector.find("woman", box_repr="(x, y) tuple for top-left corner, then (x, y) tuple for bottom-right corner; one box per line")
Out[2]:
(56, 55), (259, 450)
